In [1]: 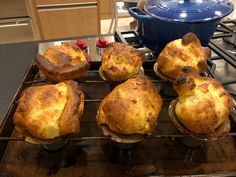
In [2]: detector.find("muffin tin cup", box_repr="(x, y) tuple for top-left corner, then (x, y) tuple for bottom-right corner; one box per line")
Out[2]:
(42, 140), (69, 151)
(153, 63), (178, 97)
(168, 99), (231, 141)
(23, 134), (69, 151)
(111, 141), (138, 151)
(99, 124), (146, 150)
(153, 63), (175, 82)
(176, 137), (203, 148)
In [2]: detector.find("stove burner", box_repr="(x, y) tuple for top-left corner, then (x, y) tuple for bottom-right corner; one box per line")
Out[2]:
(220, 19), (236, 47)
(223, 32), (236, 47)
(114, 30), (143, 48)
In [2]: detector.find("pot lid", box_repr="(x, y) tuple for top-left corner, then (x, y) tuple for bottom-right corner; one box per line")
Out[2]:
(144, 0), (234, 23)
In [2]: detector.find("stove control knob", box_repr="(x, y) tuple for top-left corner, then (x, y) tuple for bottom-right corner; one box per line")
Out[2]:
(76, 38), (92, 61)
(96, 36), (108, 48)
(96, 37), (108, 55)
(76, 38), (88, 53)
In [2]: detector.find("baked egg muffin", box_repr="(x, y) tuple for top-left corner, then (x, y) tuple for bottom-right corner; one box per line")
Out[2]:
(157, 33), (211, 79)
(36, 42), (90, 82)
(173, 66), (233, 135)
(99, 42), (145, 82)
(13, 80), (84, 142)
(96, 75), (163, 143)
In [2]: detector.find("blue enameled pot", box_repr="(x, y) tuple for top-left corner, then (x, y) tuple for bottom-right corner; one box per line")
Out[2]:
(129, 0), (234, 52)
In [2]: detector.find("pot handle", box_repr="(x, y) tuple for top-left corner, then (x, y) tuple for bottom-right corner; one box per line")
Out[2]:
(128, 7), (153, 22)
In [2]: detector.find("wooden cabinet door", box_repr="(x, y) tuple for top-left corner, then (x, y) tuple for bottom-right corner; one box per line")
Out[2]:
(99, 0), (113, 19)
(37, 3), (99, 39)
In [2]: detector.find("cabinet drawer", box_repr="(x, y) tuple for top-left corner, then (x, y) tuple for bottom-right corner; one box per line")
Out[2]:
(0, 18), (34, 44)
(38, 5), (99, 39)
(36, 0), (97, 6)
(0, 0), (28, 18)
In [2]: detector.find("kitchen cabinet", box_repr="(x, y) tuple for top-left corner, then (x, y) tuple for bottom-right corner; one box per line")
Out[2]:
(99, 0), (113, 19)
(26, 0), (100, 40)
(0, 0), (34, 44)
(37, 4), (99, 39)
(99, 0), (122, 19)
(0, 18), (34, 44)
(0, 0), (28, 18)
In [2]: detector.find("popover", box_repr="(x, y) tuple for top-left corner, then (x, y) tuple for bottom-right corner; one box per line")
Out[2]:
(157, 33), (211, 79)
(13, 80), (84, 140)
(173, 66), (233, 134)
(97, 75), (163, 142)
(99, 42), (145, 82)
(36, 42), (90, 82)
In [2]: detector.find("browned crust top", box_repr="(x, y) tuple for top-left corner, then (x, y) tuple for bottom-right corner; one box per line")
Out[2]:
(59, 80), (84, 135)
(173, 66), (233, 134)
(13, 80), (84, 140)
(100, 42), (145, 81)
(97, 75), (163, 135)
(157, 32), (211, 79)
(35, 42), (90, 82)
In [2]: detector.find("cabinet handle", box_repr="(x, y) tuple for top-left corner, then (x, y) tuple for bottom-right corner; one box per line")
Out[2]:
(37, 2), (97, 8)
(0, 20), (29, 28)
(38, 5), (97, 12)
(37, 2), (97, 11)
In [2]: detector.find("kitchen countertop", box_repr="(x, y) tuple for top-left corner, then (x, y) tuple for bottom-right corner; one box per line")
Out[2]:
(0, 41), (38, 124)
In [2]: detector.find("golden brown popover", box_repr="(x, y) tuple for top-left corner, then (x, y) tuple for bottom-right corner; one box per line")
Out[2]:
(173, 66), (233, 134)
(97, 75), (163, 142)
(157, 33), (211, 79)
(13, 80), (84, 140)
(36, 42), (90, 82)
(100, 42), (145, 82)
